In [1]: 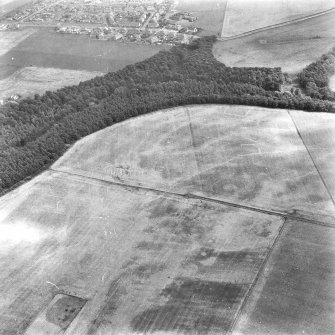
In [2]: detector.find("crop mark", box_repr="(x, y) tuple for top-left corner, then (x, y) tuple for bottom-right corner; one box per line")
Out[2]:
(131, 278), (248, 334)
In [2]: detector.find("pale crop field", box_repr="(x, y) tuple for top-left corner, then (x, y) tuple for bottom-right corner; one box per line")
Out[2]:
(214, 10), (335, 73)
(0, 169), (283, 334)
(0, 66), (103, 100)
(0, 29), (35, 57)
(222, 0), (335, 37)
(290, 110), (335, 202)
(234, 219), (335, 335)
(0, 104), (335, 334)
(54, 104), (335, 223)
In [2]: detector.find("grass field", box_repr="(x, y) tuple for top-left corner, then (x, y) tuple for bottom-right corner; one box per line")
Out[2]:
(175, 0), (227, 36)
(0, 66), (103, 100)
(222, 0), (334, 37)
(54, 105), (335, 223)
(214, 10), (335, 73)
(0, 169), (283, 334)
(0, 28), (171, 80)
(234, 218), (335, 335)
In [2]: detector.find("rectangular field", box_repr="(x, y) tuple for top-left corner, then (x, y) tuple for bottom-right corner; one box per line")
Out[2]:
(222, 0), (334, 37)
(0, 28), (170, 79)
(0, 170), (283, 334)
(234, 219), (335, 335)
(0, 66), (103, 100)
(214, 10), (335, 73)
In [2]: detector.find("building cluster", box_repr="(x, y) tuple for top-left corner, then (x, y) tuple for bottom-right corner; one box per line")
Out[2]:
(56, 25), (198, 45)
(2, 0), (200, 45)
(0, 23), (20, 31)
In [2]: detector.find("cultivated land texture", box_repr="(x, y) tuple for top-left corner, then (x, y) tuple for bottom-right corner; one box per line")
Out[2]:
(0, 28), (170, 80)
(234, 219), (335, 335)
(0, 105), (334, 334)
(222, 0), (334, 37)
(0, 66), (103, 100)
(54, 105), (335, 224)
(214, 10), (335, 73)
(0, 29), (35, 57)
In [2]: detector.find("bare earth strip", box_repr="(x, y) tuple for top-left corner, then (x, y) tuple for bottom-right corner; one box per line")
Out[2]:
(0, 66), (103, 100)
(0, 170), (284, 334)
(54, 105), (335, 224)
(233, 218), (335, 335)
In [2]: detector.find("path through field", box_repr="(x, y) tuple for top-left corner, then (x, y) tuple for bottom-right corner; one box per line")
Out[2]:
(0, 105), (334, 334)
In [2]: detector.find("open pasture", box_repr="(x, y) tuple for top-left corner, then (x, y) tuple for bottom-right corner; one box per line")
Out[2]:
(0, 169), (283, 334)
(0, 66), (103, 100)
(54, 104), (335, 224)
(0, 28), (170, 80)
(214, 10), (335, 73)
(222, 0), (335, 37)
(175, 0), (227, 36)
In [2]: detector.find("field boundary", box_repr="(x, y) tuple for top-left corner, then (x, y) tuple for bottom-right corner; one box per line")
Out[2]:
(228, 216), (288, 334)
(50, 167), (335, 228)
(288, 110), (335, 210)
(220, 6), (335, 40)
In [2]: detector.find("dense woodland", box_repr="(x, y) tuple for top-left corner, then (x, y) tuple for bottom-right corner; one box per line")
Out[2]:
(0, 36), (335, 194)
(298, 48), (335, 101)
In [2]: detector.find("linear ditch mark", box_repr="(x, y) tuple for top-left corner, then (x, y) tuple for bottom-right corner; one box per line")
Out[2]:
(287, 110), (335, 210)
(227, 216), (288, 334)
(49, 167), (335, 228)
(219, 6), (335, 41)
(185, 107), (203, 191)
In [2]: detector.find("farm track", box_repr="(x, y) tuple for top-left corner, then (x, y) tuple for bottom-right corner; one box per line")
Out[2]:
(50, 167), (335, 228)
(220, 6), (335, 40)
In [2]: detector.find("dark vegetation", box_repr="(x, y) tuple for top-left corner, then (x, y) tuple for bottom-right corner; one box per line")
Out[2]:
(298, 48), (335, 101)
(0, 36), (334, 194)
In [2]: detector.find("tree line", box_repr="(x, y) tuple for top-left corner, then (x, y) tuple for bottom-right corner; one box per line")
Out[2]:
(0, 36), (334, 194)
(298, 48), (335, 101)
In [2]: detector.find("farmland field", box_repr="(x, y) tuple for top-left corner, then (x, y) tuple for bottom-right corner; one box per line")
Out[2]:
(290, 111), (335, 202)
(0, 28), (171, 80)
(54, 104), (335, 223)
(233, 219), (335, 335)
(222, 0), (334, 37)
(175, 0), (227, 36)
(0, 29), (35, 57)
(214, 10), (335, 73)
(0, 66), (103, 100)
(0, 104), (335, 334)
(0, 170), (283, 334)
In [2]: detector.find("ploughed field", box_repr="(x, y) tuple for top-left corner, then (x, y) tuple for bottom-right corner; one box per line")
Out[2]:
(0, 105), (334, 334)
